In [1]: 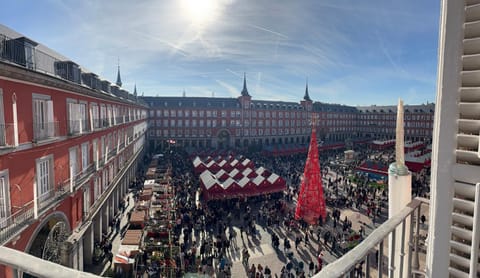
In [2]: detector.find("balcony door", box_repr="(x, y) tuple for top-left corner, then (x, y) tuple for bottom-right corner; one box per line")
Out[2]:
(0, 90), (5, 146)
(0, 171), (9, 228)
(32, 95), (54, 141)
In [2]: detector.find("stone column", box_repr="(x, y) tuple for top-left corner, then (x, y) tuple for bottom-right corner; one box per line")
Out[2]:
(102, 204), (109, 235)
(83, 225), (94, 266)
(112, 190), (118, 216)
(77, 238), (84, 271)
(60, 241), (74, 268)
(94, 213), (102, 242)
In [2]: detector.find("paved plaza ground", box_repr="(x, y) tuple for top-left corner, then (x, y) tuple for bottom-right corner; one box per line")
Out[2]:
(86, 166), (429, 278)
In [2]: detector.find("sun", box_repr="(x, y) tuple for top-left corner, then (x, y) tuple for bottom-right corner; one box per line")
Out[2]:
(182, 0), (219, 26)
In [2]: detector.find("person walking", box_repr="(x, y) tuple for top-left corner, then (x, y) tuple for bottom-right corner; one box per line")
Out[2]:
(308, 261), (315, 276)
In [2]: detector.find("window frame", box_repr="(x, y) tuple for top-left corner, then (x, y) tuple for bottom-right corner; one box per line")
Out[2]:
(0, 169), (10, 228)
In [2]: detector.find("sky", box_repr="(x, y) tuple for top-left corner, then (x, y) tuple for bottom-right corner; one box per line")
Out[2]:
(2, 0), (440, 106)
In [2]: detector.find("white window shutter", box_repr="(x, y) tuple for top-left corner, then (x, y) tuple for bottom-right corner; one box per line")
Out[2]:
(46, 100), (54, 137)
(447, 2), (480, 277)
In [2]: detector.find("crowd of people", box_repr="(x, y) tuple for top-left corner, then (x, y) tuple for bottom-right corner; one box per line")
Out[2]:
(128, 141), (431, 277)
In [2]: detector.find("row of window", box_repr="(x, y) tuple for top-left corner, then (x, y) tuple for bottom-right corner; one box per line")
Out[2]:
(152, 119), (311, 128)
(151, 109), (312, 119)
(28, 93), (146, 143)
(151, 109), (434, 121)
(360, 128), (433, 135)
(0, 131), (145, 227)
(151, 127), (311, 137)
(156, 101), (306, 111)
(358, 114), (434, 121)
(68, 98), (147, 135)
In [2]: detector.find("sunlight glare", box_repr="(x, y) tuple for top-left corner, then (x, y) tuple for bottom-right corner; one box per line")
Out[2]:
(182, 0), (219, 26)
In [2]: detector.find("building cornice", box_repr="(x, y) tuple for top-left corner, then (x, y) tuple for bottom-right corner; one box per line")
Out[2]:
(0, 62), (147, 108)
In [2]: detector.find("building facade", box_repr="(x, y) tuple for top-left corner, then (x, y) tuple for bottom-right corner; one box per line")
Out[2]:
(144, 79), (435, 152)
(0, 26), (147, 277)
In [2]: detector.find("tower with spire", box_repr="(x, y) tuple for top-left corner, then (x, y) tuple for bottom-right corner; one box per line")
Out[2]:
(301, 78), (313, 111)
(116, 60), (122, 87)
(241, 72), (250, 96)
(238, 72), (252, 109)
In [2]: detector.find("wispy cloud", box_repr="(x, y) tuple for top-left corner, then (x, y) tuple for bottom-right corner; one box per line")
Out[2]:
(2, 0), (439, 105)
(215, 79), (239, 97)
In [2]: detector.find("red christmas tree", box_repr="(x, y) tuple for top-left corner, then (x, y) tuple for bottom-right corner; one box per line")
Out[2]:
(295, 125), (326, 224)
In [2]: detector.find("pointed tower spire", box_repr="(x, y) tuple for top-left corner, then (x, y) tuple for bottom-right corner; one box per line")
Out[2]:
(241, 72), (250, 96)
(304, 78), (312, 101)
(133, 83), (137, 97)
(116, 59), (122, 87)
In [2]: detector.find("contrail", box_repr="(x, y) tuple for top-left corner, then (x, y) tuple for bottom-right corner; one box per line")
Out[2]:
(248, 24), (289, 39)
(226, 68), (242, 78)
(134, 31), (189, 57)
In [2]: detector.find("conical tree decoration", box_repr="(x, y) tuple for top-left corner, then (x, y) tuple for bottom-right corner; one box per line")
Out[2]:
(295, 123), (326, 224)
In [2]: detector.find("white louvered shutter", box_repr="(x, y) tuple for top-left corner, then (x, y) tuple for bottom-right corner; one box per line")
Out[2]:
(449, 1), (480, 277)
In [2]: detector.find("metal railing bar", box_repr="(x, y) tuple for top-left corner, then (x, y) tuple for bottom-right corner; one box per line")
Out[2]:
(317, 198), (425, 277)
(365, 253), (370, 278)
(389, 229), (396, 277)
(408, 208), (414, 276)
(379, 241), (384, 278)
(399, 219), (406, 278)
(413, 202), (421, 272)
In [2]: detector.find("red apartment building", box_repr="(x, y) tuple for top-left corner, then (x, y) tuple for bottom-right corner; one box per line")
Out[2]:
(0, 25), (147, 277)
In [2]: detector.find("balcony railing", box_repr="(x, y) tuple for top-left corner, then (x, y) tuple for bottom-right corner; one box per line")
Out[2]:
(0, 123), (15, 147)
(37, 181), (71, 212)
(114, 116), (124, 125)
(317, 197), (429, 278)
(67, 119), (89, 136)
(33, 121), (59, 142)
(0, 183), (72, 245)
(0, 201), (35, 245)
(72, 164), (96, 189)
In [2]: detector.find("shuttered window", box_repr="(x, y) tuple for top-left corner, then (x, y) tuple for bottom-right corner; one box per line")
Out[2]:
(32, 94), (54, 141)
(447, 2), (480, 276)
(0, 170), (9, 228)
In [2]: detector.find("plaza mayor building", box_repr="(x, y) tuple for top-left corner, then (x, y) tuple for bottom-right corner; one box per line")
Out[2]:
(143, 78), (434, 152)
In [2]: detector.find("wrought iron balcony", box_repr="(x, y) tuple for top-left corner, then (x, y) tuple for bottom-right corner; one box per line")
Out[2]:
(0, 123), (15, 147)
(72, 164), (96, 189)
(0, 201), (35, 245)
(115, 116), (124, 125)
(0, 180), (72, 245)
(317, 197), (429, 278)
(33, 121), (59, 142)
(67, 119), (89, 136)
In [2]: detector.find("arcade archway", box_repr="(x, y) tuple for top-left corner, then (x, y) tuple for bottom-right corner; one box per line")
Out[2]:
(23, 212), (71, 278)
(217, 129), (231, 149)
